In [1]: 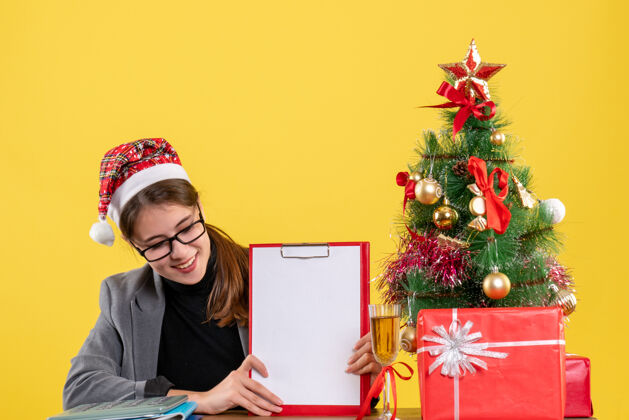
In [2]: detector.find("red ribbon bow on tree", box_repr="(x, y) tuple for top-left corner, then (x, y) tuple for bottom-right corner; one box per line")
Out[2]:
(396, 171), (416, 213)
(467, 156), (511, 234)
(356, 362), (414, 420)
(396, 172), (427, 242)
(424, 82), (496, 141)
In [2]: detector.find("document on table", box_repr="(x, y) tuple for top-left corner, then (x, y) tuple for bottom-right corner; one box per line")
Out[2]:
(249, 242), (370, 415)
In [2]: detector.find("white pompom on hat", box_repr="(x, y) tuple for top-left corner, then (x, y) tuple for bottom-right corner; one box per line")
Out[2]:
(89, 138), (190, 246)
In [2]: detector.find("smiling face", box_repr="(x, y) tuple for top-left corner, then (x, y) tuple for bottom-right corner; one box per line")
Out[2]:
(130, 202), (211, 285)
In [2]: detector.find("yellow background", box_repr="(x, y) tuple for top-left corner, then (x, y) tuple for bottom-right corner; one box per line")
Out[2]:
(0, 1), (626, 418)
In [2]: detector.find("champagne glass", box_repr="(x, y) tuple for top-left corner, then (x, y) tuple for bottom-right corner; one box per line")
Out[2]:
(369, 304), (401, 420)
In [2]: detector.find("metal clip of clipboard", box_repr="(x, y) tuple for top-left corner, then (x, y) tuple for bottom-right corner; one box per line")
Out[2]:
(280, 243), (330, 259)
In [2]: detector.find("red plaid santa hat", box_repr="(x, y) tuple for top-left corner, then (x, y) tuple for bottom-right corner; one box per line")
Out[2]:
(89, 138), (190, 246)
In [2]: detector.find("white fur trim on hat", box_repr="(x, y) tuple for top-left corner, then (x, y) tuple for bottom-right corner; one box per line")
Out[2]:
(108, 163), (190, 227)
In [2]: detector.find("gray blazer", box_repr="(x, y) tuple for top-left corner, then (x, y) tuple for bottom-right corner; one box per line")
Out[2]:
(63, 264), (249, 409)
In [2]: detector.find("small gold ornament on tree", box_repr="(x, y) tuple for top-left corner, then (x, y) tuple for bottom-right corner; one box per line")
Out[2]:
(414, 177), (443, 205)
(437, 233), (470, 249)
(468, 196), (486, 216)
(433, 197), (459, 230)
(409, 171), (422, 183)
(555, 288), (577, 316)
(466, 183), (488, 231)
(468, 216), (488, 231)
(401, 296), (418, 353)
(511, 174), (537, 209)
(490, 130), (506, 146)
(467, 183), (486, 214)
(483, 269), (511, 300)
(400, 323), (417, 353)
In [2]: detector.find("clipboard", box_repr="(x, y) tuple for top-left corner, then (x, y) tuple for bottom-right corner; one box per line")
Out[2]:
(249, 242), (370, 416)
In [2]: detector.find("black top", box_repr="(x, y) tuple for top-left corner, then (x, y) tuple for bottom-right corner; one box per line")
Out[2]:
(145, 240), (245, 396)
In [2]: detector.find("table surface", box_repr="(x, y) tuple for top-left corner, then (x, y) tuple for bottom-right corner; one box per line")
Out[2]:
(197, 408), (596, 419)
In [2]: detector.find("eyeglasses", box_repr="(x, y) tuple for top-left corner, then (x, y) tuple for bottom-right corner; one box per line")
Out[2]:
(131, 208), (206, 262)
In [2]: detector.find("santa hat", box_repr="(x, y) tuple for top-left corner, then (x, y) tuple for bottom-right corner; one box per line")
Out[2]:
(89, 138), (190, 246)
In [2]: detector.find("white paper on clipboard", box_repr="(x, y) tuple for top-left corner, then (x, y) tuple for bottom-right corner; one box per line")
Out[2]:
(250, 243), (366, 407)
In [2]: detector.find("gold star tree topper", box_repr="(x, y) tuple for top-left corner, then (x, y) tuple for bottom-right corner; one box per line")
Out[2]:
(438, 39), (505, 101)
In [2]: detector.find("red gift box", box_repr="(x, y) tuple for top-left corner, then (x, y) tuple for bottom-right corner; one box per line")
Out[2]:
(417, 307), (566, 420)
(565, 355), (593, 417)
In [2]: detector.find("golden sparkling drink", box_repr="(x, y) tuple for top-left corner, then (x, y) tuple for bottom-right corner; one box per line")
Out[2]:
(370, 315), (400, 365)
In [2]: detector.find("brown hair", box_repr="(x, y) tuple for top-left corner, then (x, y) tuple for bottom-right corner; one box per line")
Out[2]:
(119, 179), (249, 327)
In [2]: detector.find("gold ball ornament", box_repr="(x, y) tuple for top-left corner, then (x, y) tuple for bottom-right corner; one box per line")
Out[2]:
(433, 203), (459, 230)
(400, 324), (417, 353)
(482, 271), (511, 300)
(555, 289), (577, 316)
(490, 130), (506, 146)
(468, 196), (486, 216)
(409, 171), (423, 183)
(414, 177), (443, 205)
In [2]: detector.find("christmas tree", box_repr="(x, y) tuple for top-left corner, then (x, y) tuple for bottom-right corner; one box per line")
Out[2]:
(379, 40), (576, 352)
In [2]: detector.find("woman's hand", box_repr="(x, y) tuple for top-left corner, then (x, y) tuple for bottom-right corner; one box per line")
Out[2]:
(346, 332), (382, 381)
(168, 355), (283, 416)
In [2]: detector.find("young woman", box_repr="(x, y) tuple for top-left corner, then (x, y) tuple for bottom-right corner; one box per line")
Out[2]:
(64, 138), (381, 415)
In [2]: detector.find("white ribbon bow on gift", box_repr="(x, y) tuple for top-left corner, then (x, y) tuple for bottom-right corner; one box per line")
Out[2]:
(421, 318), (508, 377)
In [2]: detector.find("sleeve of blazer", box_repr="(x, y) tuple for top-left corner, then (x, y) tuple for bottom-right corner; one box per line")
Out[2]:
(63, 278), (147, 409)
